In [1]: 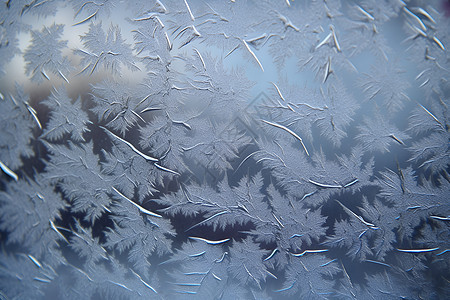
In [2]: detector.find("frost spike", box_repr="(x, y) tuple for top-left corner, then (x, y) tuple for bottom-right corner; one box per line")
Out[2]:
(330, 25), (341, 52)
(58, 69), (70, 84)
(164, 32), (172, 50)
(182, 142), (206, 152)
(300, 191), (316, 201)
(225, 44), (239, 58)
(316, 33), (332, 50)
(73, 10), (98, 26)
(335, 200), (378, 229)
(403, 7), (427, 32)
(271, 82), (286, 102)
(154, 163), (180, 176)
(343, 179), (359, 188)
(216, 252), (228, 263)
(244, 263), (261, 288)
(101, 126), (158, 162)
(185, 211), (228, 231)
(193, 48), (206, 70)
(272, 213), (284, 228)
(26, 103), (42, 130)
(266, 269), (277, 279)
(275, 281), (295, 292)
(419, 78), (429, 88)
(132, 13), (158, 22)
(188, 237), (230, 245)
(140, 107), (162, 114)
(320, 259), (337, 267)
(396, 162), (408, 194)
(234, 150), (263, 174)
(308, 179), (342, 189)
(167, 111), (192, 129)
(289, 102), (325, 111)
(291, 249), (328, 257)
(72, 266), (93, 282)
(261, 120), (309, 156)
(41, 69), (50, 81)
(184, 0), (195, 21)
(415, 68), (429, 80)
(50, 219), (69, 243)
(405, 22), (427, 38)
(89, 51), (103, 75)
(389, 134), (405, 145)
(174, 283), (201, 286)
(242, 40), (264, 72)
(364, 260), (391, 268)
(131, 110), (145, 123)
(413, 7), (436, 24)
(0, 160), (18, 181)
(154, 16), (165, 28)
(424, 47), (435, 60)
(112, 187), (162, 218)
(264, 248), (279, 261)
(188, 251), (206, 257)
(323, 56), (333, 83)
(108, 280), (132, 291)
(131, 269), (158, 294)
(9, 93), (17, 106)
(432, 36), (445, 51)
(277, 14), (299, 31)
(396, 247), (439, 253)
(356, 5), (374, 21)
(184, 272), (208, 275)
(34, 277), (51, 283)
(430, 215), (450, 221)
(174, 25), (199, 42)
(155, 0), (167, 13)
(28, 254), (43, 268)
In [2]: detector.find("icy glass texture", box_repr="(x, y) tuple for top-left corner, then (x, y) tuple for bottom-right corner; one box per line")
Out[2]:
(0, 1), (449, 299)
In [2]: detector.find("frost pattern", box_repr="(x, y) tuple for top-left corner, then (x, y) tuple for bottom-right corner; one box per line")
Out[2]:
(0, 1), (449, 299)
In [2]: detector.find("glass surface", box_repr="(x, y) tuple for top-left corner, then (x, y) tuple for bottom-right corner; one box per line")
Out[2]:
(0, 0), (449, 299)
